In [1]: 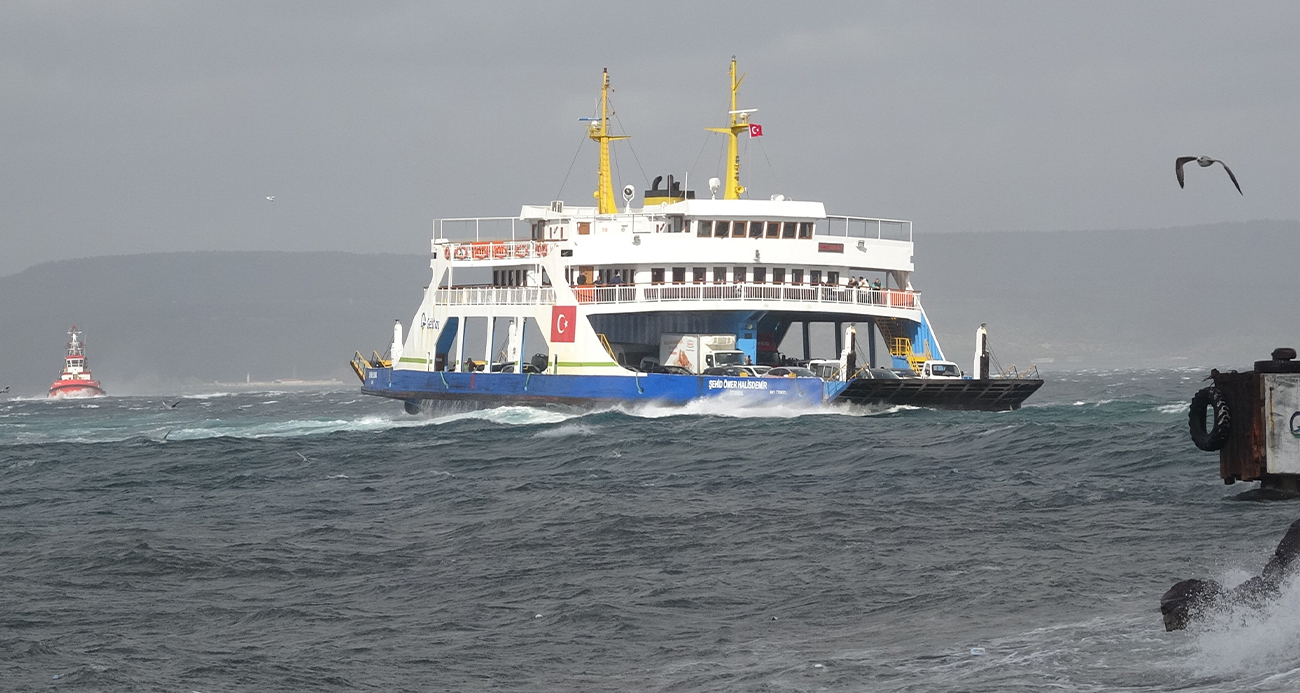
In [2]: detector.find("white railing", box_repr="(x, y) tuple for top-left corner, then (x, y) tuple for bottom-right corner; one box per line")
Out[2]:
(434, 214), (912, 243)
(434, 287), (556, 306)
(818, 216), (912, 241)
(430, 283), (918, 310)
(435, 217), (525, 242)
(437, 240), (556, 261)
(578, 283), (918, 309)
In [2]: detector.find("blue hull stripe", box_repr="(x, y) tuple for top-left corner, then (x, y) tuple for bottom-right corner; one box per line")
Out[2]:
(362, 368), (825, 406)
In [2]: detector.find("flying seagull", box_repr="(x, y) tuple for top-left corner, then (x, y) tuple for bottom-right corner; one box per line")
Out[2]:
(162, 399), (181, 409)
(1176, 156), (1242, 195)
(266, 196), (275, 202)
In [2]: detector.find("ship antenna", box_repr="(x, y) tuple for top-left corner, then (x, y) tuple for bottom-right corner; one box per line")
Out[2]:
(583, 68), (629, 215)
(705, 56), (755, 200)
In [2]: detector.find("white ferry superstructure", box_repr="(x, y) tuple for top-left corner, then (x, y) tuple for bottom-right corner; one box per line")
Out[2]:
(355, 60), (1042, 412)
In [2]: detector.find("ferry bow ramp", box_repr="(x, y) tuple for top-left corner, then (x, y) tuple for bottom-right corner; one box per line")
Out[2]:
(352, 59), (1042, 413)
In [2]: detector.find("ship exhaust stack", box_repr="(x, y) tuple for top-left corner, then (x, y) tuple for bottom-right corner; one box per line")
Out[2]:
(974, 324), (990, 380)
(840, 324), (857, 381)
(391, 320), (404, 363)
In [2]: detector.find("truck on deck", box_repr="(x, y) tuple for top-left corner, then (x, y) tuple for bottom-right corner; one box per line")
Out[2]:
(659, 334), (747, 375)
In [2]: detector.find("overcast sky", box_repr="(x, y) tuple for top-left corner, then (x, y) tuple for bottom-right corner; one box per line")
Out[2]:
(2, 1), (1296, 276)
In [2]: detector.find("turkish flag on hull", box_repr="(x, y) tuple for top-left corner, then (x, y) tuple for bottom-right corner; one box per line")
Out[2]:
(551, 306), (577, 343)
(748, 123), (763, 137)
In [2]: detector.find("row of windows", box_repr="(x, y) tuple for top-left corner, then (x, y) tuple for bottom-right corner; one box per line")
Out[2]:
(696, 220), (815, 239)
(531, 218), (818, 239)
(649, 266), (840, 286)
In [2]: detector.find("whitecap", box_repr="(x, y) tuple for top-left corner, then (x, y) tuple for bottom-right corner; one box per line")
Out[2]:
(1188, 575), (1300, 677)
(533, 423), (597, 438)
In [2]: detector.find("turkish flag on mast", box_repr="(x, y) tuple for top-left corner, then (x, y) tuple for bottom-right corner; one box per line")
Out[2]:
(748, 123), (763, 137)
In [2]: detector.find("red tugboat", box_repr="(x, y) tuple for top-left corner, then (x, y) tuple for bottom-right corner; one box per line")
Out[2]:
(48, 326), (106, 398)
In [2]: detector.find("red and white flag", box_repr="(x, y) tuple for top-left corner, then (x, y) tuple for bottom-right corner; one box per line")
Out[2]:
(748, 123), (763, 138)
(551, 305), (576, 343)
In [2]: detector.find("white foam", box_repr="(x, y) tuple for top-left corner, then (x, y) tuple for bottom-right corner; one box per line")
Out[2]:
(1156, 402), (1189, 414)
(533, 423), (597, 438)
(423, 406), (577, 427)
(613, 393), (869, 420)
(1188, 576), (1300, 677)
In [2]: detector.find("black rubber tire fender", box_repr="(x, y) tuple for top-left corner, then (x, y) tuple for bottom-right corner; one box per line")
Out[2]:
(1189, 386), (1231, 452)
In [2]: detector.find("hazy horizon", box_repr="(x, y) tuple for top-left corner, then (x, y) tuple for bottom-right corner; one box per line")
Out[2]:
(2, 218), (1294, 397)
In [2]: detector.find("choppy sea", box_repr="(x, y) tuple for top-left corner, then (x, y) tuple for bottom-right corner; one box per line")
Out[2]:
(4, 370), (1300, 692)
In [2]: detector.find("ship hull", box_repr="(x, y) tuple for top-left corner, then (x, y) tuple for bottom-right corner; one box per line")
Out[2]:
(362, 368), (825, 409)
(48, 380), (107, 398)
(362, 368), (1040, 412)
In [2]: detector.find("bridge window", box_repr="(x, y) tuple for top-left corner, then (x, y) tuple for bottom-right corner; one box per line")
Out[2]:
(782, 222), (796, 239)
(753, 267), (766, 284)
(693, 267), (706, 284)
(733, 266), (746, 283)
(772, 268), (786, 284)
(743, 221), (759, 238)
(651, 268), (665, 284)
(792, 269), (803, 285)
(810, 270), (822, 285)
(697, 220), (713, 237)
(799, 222), (813, 238)
(765, 221), (779, 239)
(714, 220), (731, 238)
(713, 267), (727, 284)
(672, 267), (686, 284)
(827, 271), (839, 285)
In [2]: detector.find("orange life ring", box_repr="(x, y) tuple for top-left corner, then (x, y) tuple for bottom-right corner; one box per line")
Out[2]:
(535, 243), (549, 257)
(492, 243), (507, 260)
(454, 246), (468, 260)
(443, 247), (450, 260)
(472, 244), (489, 260)
(514, 243), (528, 258)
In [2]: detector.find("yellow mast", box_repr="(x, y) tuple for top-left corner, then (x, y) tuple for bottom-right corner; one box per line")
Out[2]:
(706, 56), (750, 200)
(588, 68), (628, 214)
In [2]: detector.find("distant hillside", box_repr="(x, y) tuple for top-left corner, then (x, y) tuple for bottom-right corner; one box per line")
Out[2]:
(914, 220), (1299, 370)
(1, 222), (1295, 395)
(0, 252), (428, 395)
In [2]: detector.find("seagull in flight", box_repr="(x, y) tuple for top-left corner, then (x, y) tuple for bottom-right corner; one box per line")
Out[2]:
(1176, 156), (1242, 195)
(162, 399), (182, 409)
(266, 196), (275, 202)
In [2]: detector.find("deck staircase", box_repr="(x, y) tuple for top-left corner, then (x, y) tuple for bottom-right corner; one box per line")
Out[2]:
(875, 319), (930, 373)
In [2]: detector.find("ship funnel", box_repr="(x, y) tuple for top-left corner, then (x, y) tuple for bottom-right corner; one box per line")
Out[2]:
(840, 324), (857, 381)
(392, 320), (404, 362)
(974, 324), (989, 380)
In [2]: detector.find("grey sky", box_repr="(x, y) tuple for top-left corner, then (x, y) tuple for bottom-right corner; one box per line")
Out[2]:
(3, 1), (1297, 276)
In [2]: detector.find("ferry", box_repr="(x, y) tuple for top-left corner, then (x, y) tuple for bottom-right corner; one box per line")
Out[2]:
(354, 60), (1042, 413)
(48, 325), (106, 398)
